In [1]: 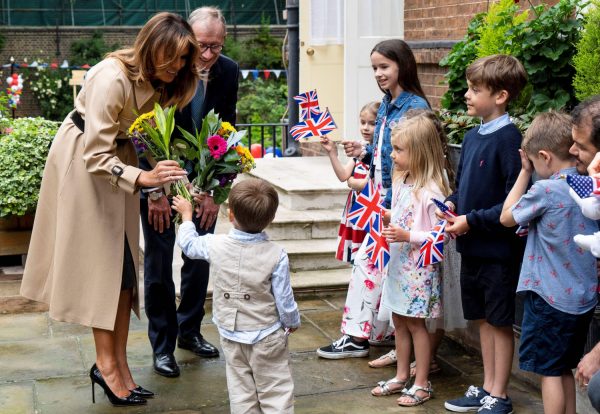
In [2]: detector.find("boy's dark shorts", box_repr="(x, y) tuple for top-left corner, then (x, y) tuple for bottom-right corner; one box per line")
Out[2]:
(460, 255), (520, 326)
(519, 291), (593, 376)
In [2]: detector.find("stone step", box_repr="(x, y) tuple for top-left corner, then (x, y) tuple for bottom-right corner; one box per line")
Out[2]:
(247, 157), (350, 211)
(278, 238), (351, 272)
(220, 203), (342, 241)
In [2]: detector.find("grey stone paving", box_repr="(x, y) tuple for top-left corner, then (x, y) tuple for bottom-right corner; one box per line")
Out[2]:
(0, 291), (545, 414)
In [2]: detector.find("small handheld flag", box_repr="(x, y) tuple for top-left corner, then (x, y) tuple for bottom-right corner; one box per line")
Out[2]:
(364, 214), (390, 272)
(417, 220), (446, 268)
(565, 175), (600, 199)
(293, 89), (321, 120)
(289, 109), (337, 141)
(347, 180), (385, 232)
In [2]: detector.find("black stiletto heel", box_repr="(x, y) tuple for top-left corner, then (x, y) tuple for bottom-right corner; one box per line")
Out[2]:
(89, 364), (147, 406)
(130, 385), (155, 398)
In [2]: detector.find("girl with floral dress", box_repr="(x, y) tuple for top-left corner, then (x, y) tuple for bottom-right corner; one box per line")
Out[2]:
(321, 101), (379, 264)
(370, 113), (451, 407)
(316, 39), (430, 361)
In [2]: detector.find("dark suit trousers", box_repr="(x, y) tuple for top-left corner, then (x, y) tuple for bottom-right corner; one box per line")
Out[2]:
(140, 199), (214, 354)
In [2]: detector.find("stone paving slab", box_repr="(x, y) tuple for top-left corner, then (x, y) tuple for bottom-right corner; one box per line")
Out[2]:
(0, 292), (546, 414)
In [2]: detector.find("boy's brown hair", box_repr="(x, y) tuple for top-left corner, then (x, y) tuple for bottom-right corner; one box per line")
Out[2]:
(466, 54), (528, 103)
(228, 178), (279, 233)
(522, 111), (573, 161)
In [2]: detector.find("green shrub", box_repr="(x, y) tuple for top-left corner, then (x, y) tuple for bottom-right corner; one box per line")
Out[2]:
(477, 0), (528, 58)
(0, 117), (60, 217)
(70, 31), (119, 66)
(573, 0), (600, 100)
(236, 78), (287, 148)
(224, 16), (283, 68)
(512, 0), (584, 113)
(440, 13), (485, 112)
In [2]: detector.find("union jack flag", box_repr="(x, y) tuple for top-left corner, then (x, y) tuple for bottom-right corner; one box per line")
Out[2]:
(289, 109), (337, 140)
(347, 180), (385, 232)
(565, 174), (600, 199)
(293, 89), (321, 119)
(364, 214), (390, 272)
(417, 220), (446, 268)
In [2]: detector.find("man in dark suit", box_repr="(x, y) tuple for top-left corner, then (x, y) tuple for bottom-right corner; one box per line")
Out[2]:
(139, 6), (239, 378)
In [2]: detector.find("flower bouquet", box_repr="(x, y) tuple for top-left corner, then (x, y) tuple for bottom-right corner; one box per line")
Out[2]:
(178, 110), (255, 204)
(128, 103), (192, 203)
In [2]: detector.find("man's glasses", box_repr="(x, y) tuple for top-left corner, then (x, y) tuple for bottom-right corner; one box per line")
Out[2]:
(198, 42), (223, 53)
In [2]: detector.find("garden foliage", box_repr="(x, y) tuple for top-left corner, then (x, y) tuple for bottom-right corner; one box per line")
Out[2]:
(573, 0), (600, 100)
(0, 117), (60, 216)
(440, 0), (584, 144)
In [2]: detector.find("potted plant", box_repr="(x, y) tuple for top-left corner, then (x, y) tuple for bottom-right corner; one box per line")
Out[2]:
(0, 115), (60, 256)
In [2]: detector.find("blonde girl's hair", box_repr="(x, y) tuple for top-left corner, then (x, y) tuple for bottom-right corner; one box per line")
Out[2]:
(405, 109), (456, 191)
(108, 12), (200, 108)
(391, 113), (451, 198)
(360, 101), (380, 119)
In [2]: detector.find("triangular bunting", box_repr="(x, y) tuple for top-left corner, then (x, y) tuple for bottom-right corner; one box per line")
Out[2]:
(263, 70), (271, 79)
(251, 69), (259, 79)
(241, 70), (250, 79)
(60, 60), (69, 68)
(272, 69), (281, 78)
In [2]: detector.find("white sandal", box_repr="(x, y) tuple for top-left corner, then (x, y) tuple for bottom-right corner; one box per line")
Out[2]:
(370, 377), (408, 396)
(368, 349), (397, 368)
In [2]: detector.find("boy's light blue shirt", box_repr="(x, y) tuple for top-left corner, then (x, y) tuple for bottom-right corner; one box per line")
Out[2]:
(479, 113), (511, 135)
(177, 222), (301, 344)
(511, 167), (598, 314)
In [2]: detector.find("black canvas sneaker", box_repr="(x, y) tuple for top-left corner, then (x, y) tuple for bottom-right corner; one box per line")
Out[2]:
(316, 334), (370, 359)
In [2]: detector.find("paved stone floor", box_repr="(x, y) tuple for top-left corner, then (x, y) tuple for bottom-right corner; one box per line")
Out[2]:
(0, 291), (545, 414)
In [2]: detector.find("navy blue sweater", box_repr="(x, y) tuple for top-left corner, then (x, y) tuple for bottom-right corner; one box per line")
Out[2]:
(446, 123), (525, 260)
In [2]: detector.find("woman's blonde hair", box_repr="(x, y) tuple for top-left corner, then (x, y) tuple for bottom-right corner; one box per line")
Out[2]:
(108, 12), (200, 108)
(391, 113), (451, 198)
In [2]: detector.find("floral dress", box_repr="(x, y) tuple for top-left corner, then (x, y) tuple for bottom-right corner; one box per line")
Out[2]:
(336, 160), (369, 263)
(381, 182), (442, 318)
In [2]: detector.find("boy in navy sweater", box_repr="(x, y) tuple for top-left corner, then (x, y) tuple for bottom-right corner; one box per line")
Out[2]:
(442, 55), (528, 414)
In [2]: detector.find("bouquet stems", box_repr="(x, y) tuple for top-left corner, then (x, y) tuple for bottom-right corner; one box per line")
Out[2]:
(171, 179), (193, 224)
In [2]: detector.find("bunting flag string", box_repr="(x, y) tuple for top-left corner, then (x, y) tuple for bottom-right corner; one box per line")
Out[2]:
(1, 60), (286, 80)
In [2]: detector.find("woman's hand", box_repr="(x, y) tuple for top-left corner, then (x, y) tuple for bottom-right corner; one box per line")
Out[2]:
(341, 140), (363, 158)
(136, 160), (187, 188)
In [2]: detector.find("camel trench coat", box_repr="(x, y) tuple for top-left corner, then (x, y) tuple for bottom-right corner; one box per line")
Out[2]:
(20, 58), (162, 330)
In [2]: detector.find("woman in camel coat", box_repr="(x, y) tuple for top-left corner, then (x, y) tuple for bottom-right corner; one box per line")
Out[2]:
(20, 12), (199, 406)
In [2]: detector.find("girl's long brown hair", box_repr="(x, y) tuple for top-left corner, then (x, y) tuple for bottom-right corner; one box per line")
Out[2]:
(371, 39), (430, 107)
(108, 12), (200, 108)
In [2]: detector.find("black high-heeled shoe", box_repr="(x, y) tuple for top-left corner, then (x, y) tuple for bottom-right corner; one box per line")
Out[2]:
(90, 364), (147, 406)
(130, 385), (154, 398)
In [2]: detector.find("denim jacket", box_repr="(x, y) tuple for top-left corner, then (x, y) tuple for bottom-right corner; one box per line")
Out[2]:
(363, 91), (429, 208)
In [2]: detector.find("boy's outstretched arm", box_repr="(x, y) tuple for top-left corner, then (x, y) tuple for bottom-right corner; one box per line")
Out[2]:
(271, 250), (301, 331)
(173, 196), (213, 261)
(500, 149), (533, 227)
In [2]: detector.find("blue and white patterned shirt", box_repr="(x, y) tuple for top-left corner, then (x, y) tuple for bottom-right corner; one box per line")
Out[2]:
(511, 167), (598, 314)
(177, 222), (301, 344)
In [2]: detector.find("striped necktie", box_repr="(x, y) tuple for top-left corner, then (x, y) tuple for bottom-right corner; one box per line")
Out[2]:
(190, 80), (205, 132)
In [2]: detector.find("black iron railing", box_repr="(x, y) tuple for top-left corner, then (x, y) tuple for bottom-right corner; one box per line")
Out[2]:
(237, 122), (289, 158)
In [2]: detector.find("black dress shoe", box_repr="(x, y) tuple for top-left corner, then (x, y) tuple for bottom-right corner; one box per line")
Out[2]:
(153, 353), (180, 378)
(178, 335), (219, 357)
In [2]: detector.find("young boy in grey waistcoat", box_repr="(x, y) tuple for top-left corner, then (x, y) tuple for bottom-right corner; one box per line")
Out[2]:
(172, 178), (300, 414)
